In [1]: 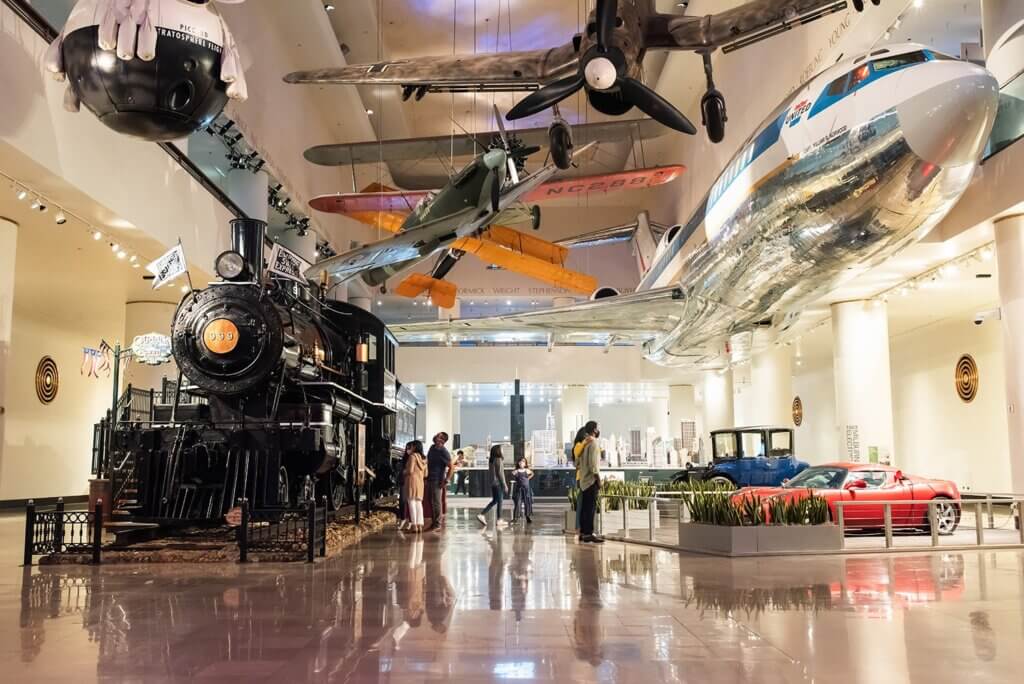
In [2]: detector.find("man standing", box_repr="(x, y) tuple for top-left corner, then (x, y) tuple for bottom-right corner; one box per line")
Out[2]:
(426, 432), (452, 531)
(577, 423), (604, 544)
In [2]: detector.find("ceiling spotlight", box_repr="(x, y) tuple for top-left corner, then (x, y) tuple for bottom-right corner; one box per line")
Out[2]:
(111, 243), (120, 252)
(16, 188), (27, 201)
(93, 231), (102, 240)
(366, 108), (374, 115)
(132, 263), (140, 269)
(54, 211), (67, 225)
(980, 246), (994, 261)
(180, 285), (189, 293)
(913, 0), (924, 7)
(324, 2), (335, 10)
(117, 250), (127, 259)
(129, 255), (137, 263)
(30, 198), (46, 212)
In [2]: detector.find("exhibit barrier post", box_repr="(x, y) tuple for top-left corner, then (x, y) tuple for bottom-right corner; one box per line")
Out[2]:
(622, 502), (629, 540)
(929, 503), (939, 546)
(975, 502), (985, 545)
(306, 499), (316, 564)
(835, 504), (846, 549)
(321, 496), (328, 557)
(1018, 504), (1024, 545)
(883, 505), (893, 548)
(54, 498), (65, 554)
(238, 498), (249, 563)
(92, 499), (103, 565)
(649, 499), (657, 542)
(23, 499), (35, 567)
(986, 496), (994, 529)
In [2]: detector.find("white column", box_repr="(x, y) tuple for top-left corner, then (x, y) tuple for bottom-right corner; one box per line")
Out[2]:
(995, 215), (1024, 492)
(702, 370), (734, 432)
(122, 301), (178, 391)
(832, 300), (896, 465)
(669, 384), (698, 461)
(425, 385), (454, 444)
(982, 0), (1024, 85)
(349, 297), (372, 312)
(560, 384), (589, 445)
(749, 345), (794, 427)
(0, 219), (17, 470)
(451, 393), (462, 445)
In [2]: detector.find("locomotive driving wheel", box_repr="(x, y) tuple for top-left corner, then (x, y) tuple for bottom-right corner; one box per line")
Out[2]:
(328, 466), (347, 510)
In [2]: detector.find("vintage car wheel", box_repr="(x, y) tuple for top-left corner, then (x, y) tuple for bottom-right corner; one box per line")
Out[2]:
(706, 475), (736, 490)
(930, 497), (960, 535)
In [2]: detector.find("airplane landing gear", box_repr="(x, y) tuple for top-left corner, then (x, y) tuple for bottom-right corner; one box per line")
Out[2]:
(548, 118), (574, 170)
(531, 205), (542, 231)
(701, 53), (727, 144)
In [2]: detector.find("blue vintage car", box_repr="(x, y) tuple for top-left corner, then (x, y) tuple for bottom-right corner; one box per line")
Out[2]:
(673, 426), (809, 488)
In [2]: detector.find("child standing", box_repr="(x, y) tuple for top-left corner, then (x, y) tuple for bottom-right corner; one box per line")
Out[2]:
(511, 458), (534, 524)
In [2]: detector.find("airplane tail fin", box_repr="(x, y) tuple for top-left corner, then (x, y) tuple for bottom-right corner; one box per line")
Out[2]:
(395, 274), (458, 309)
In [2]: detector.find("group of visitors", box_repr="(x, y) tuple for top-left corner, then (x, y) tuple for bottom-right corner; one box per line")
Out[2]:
(398, 432), (453, 533)
(397, 420), (603, 543)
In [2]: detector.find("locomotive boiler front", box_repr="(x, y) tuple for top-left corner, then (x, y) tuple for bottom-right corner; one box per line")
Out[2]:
(171, 283), (285, 396)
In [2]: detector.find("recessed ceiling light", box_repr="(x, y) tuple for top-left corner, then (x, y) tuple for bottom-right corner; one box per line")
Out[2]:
(324, 3), (335, 11)
(16, 188), (27, 201)
(54, 211), (67, 225)
(366, 108), (374, 115)
(93, 231), (102, 240)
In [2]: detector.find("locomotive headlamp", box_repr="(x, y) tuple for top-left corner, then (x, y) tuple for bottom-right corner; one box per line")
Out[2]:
(215, 250), (247, 280)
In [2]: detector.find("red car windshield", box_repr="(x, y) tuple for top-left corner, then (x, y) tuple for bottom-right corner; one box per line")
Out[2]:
(784, 466), (848, 489)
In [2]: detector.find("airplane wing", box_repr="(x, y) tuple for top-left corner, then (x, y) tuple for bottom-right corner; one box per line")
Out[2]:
(309, 161), (683, 216)
(304, 119), (669, 166)
(305, 205), (479, 285)
(663, 0), (848, 54)
(389, 287), (685, 343)
(284, 45), (578, 92)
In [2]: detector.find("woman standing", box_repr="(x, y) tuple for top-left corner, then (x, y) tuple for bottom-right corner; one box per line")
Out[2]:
(511, 457), (534, 524)
(404, 440), (428, 533)
(477, 445), (509, 527)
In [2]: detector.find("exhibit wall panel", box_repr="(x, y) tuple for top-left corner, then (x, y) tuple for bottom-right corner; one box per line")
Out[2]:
(0, 6), (231, 269)
(890, 318), (1011, 493)
(0, 219), (128, 500)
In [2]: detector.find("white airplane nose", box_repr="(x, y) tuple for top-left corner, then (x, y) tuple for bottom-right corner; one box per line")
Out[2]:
(897, 64), (999, 167)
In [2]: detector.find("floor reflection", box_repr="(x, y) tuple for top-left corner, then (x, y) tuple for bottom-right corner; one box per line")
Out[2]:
(9, 515), (1024, 683)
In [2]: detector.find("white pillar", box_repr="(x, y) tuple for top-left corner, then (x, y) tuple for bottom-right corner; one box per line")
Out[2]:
(702, 370), (734, 432)
(425, 385), (454, 444)
(995, 215), (1024, 492)
(349, 297), (372, 312)
(451, 393), (462, 445)
(122, 301), (178, 391)
(749, 345), (794, 427)
(0, 219), (18, 471)
(561, 384), (589, 445)
(831, 300), (896, 465)
(669, 384), (698, 459)
(982, 0), (1024, 85)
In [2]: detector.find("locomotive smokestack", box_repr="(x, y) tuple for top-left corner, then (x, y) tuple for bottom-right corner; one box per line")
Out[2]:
(231, 218), (266, 280)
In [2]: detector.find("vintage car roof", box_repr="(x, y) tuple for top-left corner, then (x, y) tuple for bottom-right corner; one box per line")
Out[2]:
(817, 462), (897, 471)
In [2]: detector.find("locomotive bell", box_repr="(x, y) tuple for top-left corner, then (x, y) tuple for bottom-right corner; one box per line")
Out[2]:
(44, 0), (248, 142)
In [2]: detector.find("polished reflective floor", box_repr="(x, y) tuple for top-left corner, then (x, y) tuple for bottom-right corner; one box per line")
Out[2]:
(3, 505), (1024, 682)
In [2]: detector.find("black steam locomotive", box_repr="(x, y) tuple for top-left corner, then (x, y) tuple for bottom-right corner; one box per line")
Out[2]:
(108, 218), (412, 523)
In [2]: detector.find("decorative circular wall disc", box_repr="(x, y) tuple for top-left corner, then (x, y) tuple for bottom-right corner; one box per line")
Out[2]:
(955, 354), (979, 403)
(792, 396), (804, 427)
(35, 357), (59, 404)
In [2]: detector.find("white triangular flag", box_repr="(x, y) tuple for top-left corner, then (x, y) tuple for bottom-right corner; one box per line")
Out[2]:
(146, 244), (187, 289)
(269, 243), (311, 284)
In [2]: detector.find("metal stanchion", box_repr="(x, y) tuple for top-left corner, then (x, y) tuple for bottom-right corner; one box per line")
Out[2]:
(836, 503), (846, 550)
(986, 496), (994, 529)
(54, 498), (65, 554)
(975, 502), (985, 546)
(1017, 502), (1024, 545)
(649, 498), (657, 542)
(929, 502), (939, 547)
(92, 499), (103, 565)
(23, 499), (35, 567)
(238, 498), (249, 563)
(622, 499), (629, 539)
(306, 499), (316, 564)
(321, 496), (328, 558)
(883, 504), (893, 549)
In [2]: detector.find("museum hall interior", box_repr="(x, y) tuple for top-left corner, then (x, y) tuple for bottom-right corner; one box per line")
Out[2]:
(2, 0), (1024, 681)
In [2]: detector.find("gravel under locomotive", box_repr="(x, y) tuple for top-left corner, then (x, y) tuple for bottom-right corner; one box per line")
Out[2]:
(115, 218), (408, 522)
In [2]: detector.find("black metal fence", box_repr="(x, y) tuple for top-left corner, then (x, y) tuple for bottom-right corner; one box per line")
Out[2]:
(23, 499), (103, 566)
(236, 498), (328, 563)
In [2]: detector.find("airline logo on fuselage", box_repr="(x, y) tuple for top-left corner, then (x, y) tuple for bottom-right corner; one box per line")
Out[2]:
(786, 100), (811, 127)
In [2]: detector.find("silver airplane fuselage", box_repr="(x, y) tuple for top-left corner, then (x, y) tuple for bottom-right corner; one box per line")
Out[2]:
(636, 44), (998, 366)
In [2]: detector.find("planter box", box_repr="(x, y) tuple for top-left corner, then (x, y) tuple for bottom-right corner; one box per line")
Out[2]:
(563, 510), (577, 534)
(599, 507), (662, 534)
(678, 522), (842, 556)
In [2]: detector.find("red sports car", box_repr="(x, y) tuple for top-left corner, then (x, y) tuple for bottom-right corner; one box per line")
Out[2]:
(735, 463), (961, 534)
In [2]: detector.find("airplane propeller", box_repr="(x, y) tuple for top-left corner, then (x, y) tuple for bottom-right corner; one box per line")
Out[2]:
(507, 0), (696, 136)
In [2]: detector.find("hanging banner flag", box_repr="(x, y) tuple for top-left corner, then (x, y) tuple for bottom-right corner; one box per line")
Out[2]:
(269, 242), (311, 284)
(146, 243), (187, 289)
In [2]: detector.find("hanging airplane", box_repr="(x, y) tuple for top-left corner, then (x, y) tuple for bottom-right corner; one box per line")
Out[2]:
(285, 0), (886, 144)
(385, 45), (999, 366)
(305, 108), (682, 305)
(307, 108), (684, 306)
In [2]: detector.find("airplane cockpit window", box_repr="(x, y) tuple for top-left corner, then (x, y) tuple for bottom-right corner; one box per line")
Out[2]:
(826, 74), (850, 96)
(872, 51), (928, 72)
(929, 51), (959, 61)
(848, 64), (871, 89)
